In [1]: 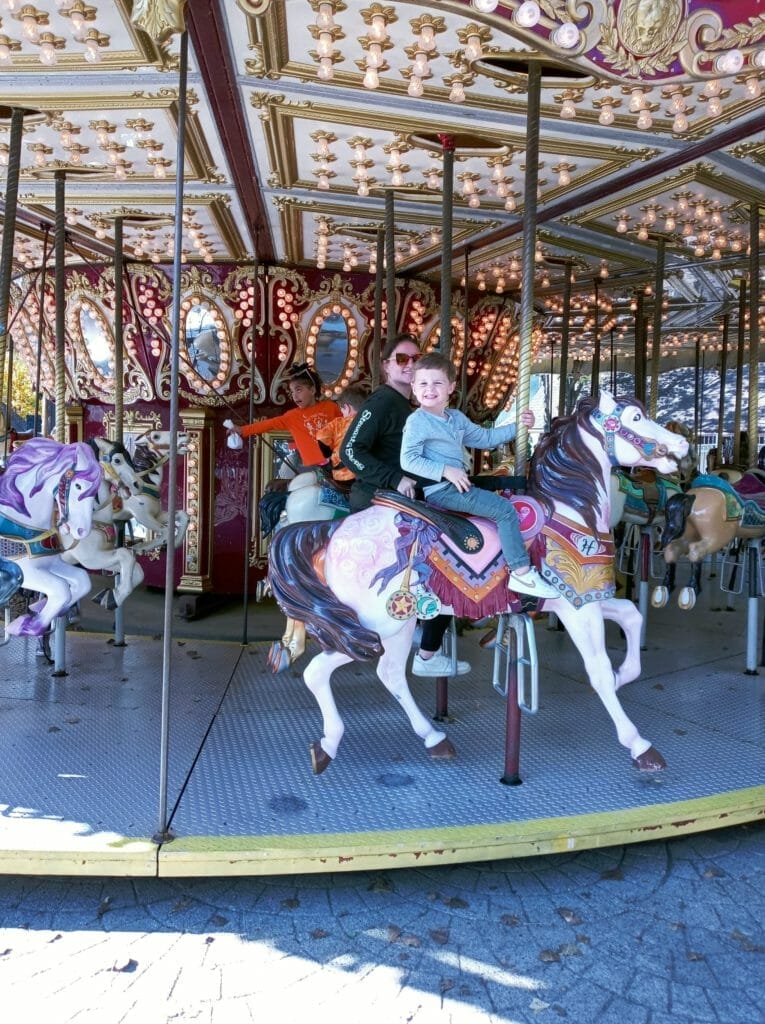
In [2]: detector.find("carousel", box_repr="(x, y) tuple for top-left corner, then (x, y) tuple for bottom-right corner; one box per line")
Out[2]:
(0, 0), (762, 877)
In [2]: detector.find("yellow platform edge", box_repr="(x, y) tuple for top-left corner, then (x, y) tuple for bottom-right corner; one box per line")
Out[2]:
(156, 786), (765, 878)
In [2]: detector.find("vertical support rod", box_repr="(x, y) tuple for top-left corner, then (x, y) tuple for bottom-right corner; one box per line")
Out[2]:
(747, 205), (760, 468)
(54, 171), (66, 444)
(460, 248), (469, 410)
(0, 107), (26, 413)
(500, 625), (522, 785)
(693, 336), (701, 442)
(633, 291), (645, 405)
(241, 247), (259, 646)
(716, 313), (729, 468)
(33, 237), (50, 436)
(112, 217), (126, 646)
(591, 278), (600, 397)
(156, 30), (189, 843)
(557, 260), (572, 417)
(439, 135), (455, 356)
(384, 191), (395, 343)
(516, 61), (541, 476)
(733, 278), (747, 466)
(610, 328), (616, 394)
(649, 236), (665, 418)
(372, 227), (384, 386)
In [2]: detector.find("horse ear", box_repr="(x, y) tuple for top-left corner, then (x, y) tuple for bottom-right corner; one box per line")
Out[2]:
(598, 390), (616, 415)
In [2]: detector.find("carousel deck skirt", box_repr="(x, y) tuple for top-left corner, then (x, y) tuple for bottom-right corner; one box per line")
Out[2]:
(0, 590), (762, 877)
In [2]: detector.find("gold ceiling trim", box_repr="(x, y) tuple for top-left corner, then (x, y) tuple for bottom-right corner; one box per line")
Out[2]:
(0, 89), (198, 114)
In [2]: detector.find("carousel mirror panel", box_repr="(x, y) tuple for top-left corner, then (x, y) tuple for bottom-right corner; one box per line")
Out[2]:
(180, 295), (233, 393)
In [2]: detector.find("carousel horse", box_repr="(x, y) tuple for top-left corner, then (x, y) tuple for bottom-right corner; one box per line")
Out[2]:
(0, 438), (103, 636)
(268, 392), (689, 775)
(115, 429), (190, 552)
(654, 469), (765, 610)
(267, 467), (351, 672)
(59, 438), (146, 610)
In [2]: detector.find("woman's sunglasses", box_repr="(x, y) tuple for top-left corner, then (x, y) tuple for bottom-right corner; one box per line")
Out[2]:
(391, 352), (421, 366)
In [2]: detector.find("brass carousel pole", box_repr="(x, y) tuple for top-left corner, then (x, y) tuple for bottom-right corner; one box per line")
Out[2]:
(557, 259), (572, 416)
(715, 313), (729, 469)
(633, 290), (646, 405)
(0, 106), (41, 426)
(515, 60), (541, 479)
(747, 205), (760, 468)
(733, 277), (747, 466)
(384, 190), (396, 342)
(438, 133), (455, 356)
(155, 25), (189, 844)
(241, 244), (259, 646)
(649, 236), (665, 418)
(372, 226), (384, 386)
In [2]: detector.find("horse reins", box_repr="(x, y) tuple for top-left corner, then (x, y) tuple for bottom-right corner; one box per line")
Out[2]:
(592, 404), (670, 467)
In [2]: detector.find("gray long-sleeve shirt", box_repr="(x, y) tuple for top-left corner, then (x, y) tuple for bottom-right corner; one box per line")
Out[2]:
(401, 407), (517, 496)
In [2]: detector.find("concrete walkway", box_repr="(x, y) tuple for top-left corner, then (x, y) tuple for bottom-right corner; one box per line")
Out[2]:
(0, 822), (763, 1023)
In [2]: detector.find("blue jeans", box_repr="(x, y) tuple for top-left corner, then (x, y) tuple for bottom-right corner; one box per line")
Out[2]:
(426, 482), (529, 571)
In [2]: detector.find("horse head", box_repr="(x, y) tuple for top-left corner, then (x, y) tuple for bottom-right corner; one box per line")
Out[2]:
(593, 392), (689, 477)
(54, 441), (103, 540)
(90, 437), (143, 497)
(139, 429), (191, 458)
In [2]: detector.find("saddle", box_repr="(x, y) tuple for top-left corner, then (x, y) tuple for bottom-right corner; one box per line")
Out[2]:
(372, 490), (484, 553)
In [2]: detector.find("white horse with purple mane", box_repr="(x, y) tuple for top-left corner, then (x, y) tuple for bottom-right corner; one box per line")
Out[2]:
(0, 438), (103, 636)
(268, 392), (689, 775)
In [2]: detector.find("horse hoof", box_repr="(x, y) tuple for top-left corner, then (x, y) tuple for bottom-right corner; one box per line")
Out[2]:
(427, 737), (456, 760)
(7, 615), (45, 637)
(651, 587), (668, 609)
(632, 746), (667, 772)
(267, 641), (292, 674)
(310, 740), (332, 775)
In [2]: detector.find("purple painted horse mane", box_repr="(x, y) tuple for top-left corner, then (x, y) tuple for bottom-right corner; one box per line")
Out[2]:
(0, 439), (102, 517)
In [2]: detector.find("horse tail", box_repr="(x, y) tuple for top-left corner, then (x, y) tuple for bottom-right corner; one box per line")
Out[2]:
(269, 521), (384, 661)
(659, 492), (696, 548)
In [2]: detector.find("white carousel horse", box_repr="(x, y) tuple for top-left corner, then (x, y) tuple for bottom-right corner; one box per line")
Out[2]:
(59, 438), (146, 610)
(115, 430), (190, 552)
(267, 467), (351, 672)
(0, 438), (103, 636)
(268, 392), (689, 775)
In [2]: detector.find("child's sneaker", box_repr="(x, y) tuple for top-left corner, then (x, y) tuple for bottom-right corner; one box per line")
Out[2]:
(508, 566), (558, 599)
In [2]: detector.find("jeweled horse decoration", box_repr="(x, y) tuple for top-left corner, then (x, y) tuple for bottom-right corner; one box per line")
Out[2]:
(655, 470), (765, 610)
(115, 430), (190, 552)
(267, 468), (351, 672)
(0, 438), (102, 635)
(269, 393), (689, 775)
(59, 437), (146, 610)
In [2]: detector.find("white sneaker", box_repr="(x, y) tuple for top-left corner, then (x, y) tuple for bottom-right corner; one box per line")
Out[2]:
(412, 652), (471, 677)
(508, 566), (559, 600)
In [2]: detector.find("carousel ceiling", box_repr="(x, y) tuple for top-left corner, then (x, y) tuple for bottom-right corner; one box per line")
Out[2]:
(0, 0), (764, 367)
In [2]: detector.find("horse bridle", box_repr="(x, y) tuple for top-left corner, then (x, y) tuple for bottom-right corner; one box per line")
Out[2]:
(591, 403), (670, 467)
(55, 465), (78, 530)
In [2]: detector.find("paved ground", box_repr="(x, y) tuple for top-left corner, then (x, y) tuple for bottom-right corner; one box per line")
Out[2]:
(1, 822), (763, 1023)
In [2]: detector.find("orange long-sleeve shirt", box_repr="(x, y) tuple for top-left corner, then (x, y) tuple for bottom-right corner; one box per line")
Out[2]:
(239, 400), (341, 466)
(315, 413), (356, 481)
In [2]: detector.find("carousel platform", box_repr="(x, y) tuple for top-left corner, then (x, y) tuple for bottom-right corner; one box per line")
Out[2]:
(0, 583), (762, 878)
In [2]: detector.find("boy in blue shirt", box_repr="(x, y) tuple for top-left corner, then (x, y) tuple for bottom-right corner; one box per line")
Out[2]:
(401, 352), (557, 600)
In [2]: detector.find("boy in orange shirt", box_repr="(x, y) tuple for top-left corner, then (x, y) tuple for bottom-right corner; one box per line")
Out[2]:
(315, 385), (367, 483)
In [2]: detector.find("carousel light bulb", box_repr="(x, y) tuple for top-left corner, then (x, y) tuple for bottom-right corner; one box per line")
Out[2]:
(363, 66), (379, 90)
(505, 196), (516, 211)
(368, 13), (387, 42)
(315, 2), (334, 30)
(418, 23), (435, 51)
(366, 42), (383, 68)
(553, 22), (580, 49)
(465, 33), (482, 61)
(390, 168), (404, 187)
(715, 49), (743, 76)
(703, 78), (721, 96)
(83, 36), (100, 62)
(22, 15), (39, 41)
(413, 50), (429, 76)
(664, 215), (676, 231)
(449, 80), (466, 103)
(426, 171), (440, 189)
(673, 112), (689, 133)
(637, 108), (653, 129)
(317, 31), (333, 58)
(745, 76), (762, 99)
(70, 9), (85, 34)
(629, 88), (645, 112)
(515, 2), (541, 28)
(0, 43), (11, 63)
(560, 97), (576, 119)
(468, 194), (481, 208)
(39, 41), (57, 65)
(708, 95), (722, 116)
(408, 75), (424, 98)
(317, 57), (333, 80)
(598, 103), (615, 126)
(357, 181), (369, 196)
(557, 167), (571, 186)
(471, 0), (498, 12)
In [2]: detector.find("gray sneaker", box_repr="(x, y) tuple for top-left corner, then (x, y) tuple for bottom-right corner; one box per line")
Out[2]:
(508, 566), (558, 600)
(412, 652), (471, 677)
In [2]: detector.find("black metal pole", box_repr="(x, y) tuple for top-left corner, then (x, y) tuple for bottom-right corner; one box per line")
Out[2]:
(372, 227), (384, 386)
(241, 247), (259, 645)
(649, 236), (665, 418)
(557, 260), (572, 416)
(384, 190), (395, 342)
(439, 134), (455, 356)
(716, 313), (729, 467)
(733, 278), (747, 466)
(591, 279), (600, 397)
(747, 205), (760, 468)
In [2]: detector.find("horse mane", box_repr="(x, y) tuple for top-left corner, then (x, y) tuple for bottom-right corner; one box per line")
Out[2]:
(0, 439), (101, 516)
(528, 394), (606, 536)
(131, 442), (158, 474)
